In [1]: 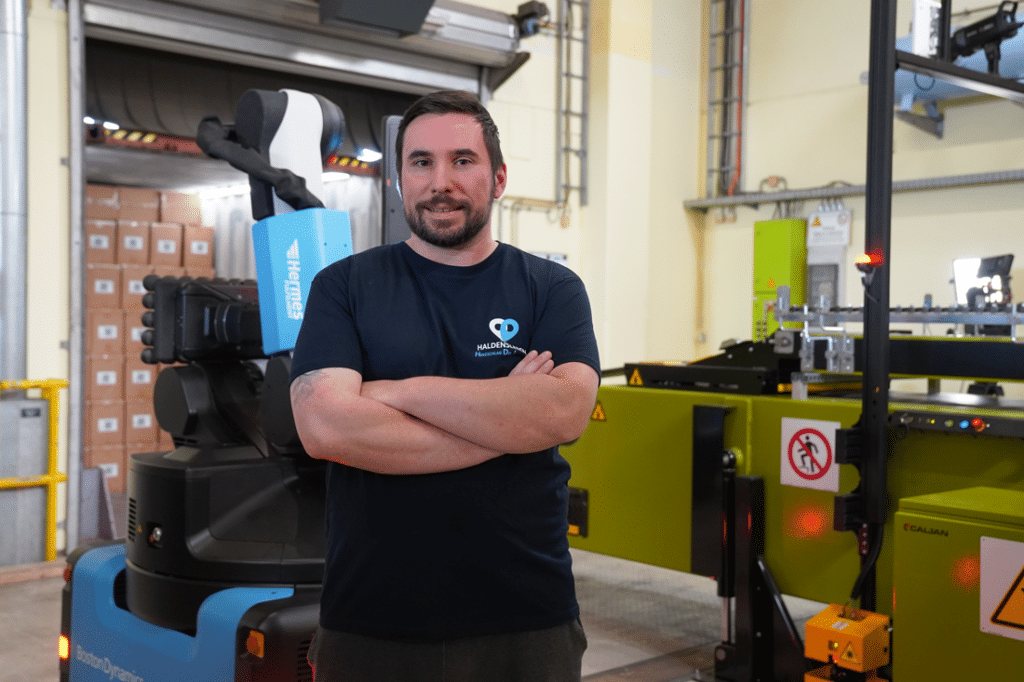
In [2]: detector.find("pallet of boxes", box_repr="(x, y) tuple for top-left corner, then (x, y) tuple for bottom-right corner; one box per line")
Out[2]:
(83, 184), (215, 494)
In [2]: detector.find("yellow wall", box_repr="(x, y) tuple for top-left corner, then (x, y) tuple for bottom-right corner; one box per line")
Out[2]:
(475, 0), (705, 368)
(26, 2), (71, 550)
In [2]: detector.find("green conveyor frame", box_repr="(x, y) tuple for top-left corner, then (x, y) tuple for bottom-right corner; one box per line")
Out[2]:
(563, 384), (1024, 614)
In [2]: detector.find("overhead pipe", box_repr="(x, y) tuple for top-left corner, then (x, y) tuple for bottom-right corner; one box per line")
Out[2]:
(0, 0), (27, 385)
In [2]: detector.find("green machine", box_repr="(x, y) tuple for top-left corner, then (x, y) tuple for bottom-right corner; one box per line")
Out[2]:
(752, 219), (806, 342)
(894, 487), (1024, 681)
(563, 331), (1024, 682)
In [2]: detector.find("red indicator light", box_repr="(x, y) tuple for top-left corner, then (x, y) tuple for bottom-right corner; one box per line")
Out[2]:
(63, 565), (72, 583)
(785, 504), (830, 539)
(971, 417), (986, 433)
(58, 635), (70, 660)
(951, 554), (981, 591)
(855, 252), (883, 267)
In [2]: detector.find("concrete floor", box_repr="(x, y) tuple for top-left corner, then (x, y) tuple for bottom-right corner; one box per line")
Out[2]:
(0, 562), (65, 682)
(0, 548), (823, 682)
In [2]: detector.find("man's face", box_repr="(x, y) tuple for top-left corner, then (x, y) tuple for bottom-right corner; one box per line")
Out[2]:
(400, 113), (507, 249)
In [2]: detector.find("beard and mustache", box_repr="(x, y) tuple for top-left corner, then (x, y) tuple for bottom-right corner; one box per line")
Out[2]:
(405, 188), (495, 249)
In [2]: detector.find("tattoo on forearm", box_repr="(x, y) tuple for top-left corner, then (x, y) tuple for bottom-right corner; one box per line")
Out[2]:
(291, 370), (329, 406)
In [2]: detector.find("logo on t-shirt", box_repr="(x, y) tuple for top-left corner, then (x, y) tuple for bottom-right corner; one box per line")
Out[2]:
(475, 317), (527, 357)
(489, 318), (519, 342)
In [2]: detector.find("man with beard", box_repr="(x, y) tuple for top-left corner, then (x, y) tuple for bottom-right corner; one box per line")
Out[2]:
(289, 90), (600, 681)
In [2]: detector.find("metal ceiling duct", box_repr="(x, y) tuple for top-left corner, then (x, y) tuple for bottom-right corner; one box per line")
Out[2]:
(84, 38), (419, 156)
(80, 0), (527, 188)
(82, 0), (523, 96)
(1, 0), (27, 384)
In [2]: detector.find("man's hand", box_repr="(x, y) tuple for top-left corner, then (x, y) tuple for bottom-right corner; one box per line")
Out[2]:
(509, 350), (554, 376)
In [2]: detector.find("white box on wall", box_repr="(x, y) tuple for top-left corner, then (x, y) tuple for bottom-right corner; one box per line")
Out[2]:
(912, 0), (942, 57)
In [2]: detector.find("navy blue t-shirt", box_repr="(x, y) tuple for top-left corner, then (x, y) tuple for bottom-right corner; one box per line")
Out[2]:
(290, 241), (600, 640)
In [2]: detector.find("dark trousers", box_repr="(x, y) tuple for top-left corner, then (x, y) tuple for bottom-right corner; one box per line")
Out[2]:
(308, 619), (587, 682)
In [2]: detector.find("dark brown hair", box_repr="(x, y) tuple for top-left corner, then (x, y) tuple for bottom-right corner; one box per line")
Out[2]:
(395, 90), (504, 174)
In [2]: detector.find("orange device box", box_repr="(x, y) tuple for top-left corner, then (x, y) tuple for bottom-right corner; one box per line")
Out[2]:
(85, 220), (117, 264)
(805, 604), (891, 673)
(150, 222), (183, 267)
(85, 264), (122, 309)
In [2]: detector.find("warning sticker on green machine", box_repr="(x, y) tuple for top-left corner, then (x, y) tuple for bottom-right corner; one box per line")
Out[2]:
(780, 418), (840, 493)
(981, 536), (1024, 641)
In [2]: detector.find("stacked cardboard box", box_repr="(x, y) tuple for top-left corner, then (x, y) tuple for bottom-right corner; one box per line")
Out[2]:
(84, 184), (215, 490)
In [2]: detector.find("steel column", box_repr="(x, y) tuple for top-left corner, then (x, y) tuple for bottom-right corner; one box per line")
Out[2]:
(857, 0), (898, 613)
(0, 0), (28, 384)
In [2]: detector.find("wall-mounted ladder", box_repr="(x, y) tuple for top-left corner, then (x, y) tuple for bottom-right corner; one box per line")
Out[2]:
(706, 0), (748, 197)
(556, 0), (590, 206)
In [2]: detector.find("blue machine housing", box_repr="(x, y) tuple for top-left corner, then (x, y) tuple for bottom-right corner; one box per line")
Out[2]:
(66, 543), (296, 682)
(252, 208), (352, 355)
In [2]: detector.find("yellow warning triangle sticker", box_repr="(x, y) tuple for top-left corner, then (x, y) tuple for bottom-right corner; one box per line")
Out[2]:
(629, 368), (644, 386)
(840, 643), (859, 665)
(812, 217), (822, 226)
(991, 565), (1024, 630)
(590, 402), (606, 421)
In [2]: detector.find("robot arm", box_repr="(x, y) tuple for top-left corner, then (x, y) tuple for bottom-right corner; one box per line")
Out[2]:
(196, 89), (346, 221)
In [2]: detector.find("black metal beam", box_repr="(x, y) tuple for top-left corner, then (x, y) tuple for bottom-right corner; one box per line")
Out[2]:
(714, 476), (808, 682)
(691, 405), (734, 582)
(863, 0), (896, 530)
(896, 49), (1024, 103)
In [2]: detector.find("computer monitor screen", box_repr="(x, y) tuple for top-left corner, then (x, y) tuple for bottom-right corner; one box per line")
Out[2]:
(953, 254), (1013, 306)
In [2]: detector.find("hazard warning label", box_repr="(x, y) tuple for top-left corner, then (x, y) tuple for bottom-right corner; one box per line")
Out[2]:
(807, 209), (851, 248)
(981, 536), (1024, 641)
(780, 417), (840, 492)
(590, 402), (606, 422)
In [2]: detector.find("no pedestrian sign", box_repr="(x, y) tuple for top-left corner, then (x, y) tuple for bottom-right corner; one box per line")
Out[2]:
(780, 418), (840, 492)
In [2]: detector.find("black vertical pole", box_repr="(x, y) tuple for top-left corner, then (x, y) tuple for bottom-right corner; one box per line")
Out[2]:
(861, 0), (896, 612)
(938, 0), (952, 61)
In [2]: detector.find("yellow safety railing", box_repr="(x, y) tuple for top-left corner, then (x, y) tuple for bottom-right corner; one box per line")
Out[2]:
(0, 379), (69, 561)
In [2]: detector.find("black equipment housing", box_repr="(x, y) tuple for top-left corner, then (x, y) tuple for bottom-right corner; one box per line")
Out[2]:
(129, 276), (326, 634)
